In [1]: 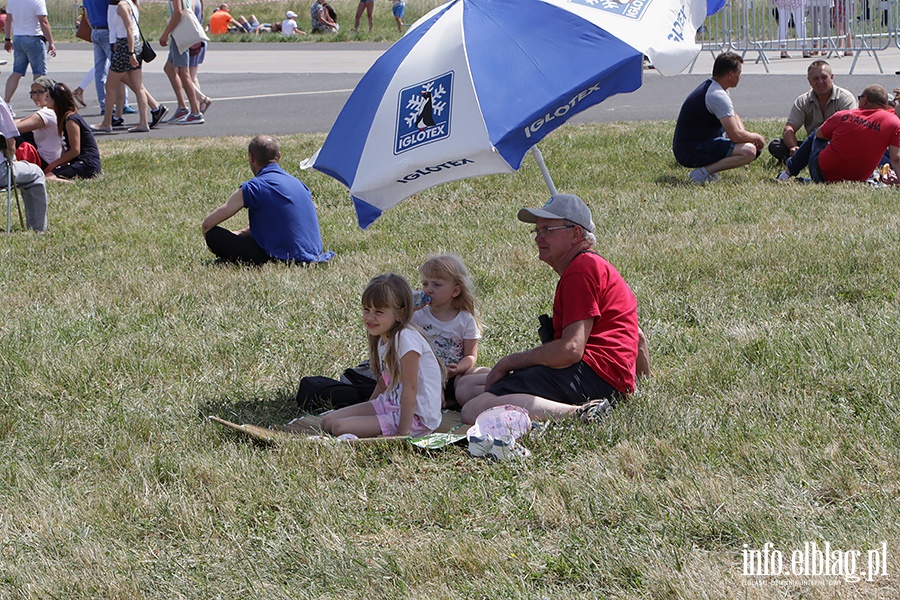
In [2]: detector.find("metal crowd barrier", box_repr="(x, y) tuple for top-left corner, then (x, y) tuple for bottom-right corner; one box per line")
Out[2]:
(691, 0), (898, 73)
(48, 0), (80, 34)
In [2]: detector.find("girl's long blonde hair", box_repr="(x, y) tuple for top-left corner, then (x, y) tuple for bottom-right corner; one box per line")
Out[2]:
(419, 254), (478, 319)
(362, 273), (413, 390)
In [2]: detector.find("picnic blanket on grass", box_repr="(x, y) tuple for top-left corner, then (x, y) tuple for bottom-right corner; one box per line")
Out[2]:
(209, 410), (467, 449)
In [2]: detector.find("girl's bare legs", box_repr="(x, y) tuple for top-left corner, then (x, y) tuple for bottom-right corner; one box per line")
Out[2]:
(320, 402), (382, 437)
(454, 368), (490, 405)
(95, 71), (125, 129)
(354, 1), (373, 31)
(123, 69), (149, 129)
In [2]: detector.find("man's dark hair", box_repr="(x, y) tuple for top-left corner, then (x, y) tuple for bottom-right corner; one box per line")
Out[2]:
(249, 135), (279, 164)
(712, 52), (743, 78)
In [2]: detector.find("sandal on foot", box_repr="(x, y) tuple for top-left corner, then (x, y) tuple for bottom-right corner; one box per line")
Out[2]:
(90, 124), (113, 133)
(199, 96), (212, 113)
(128, 126), (150, 133)
(73, 87), (87, 108)
(575, 398), (613, 424)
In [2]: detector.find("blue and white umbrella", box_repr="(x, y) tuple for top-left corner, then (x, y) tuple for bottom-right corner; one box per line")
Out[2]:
(303, 0), (709, 229)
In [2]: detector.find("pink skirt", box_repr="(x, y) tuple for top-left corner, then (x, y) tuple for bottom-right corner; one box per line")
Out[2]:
(370, 393), (433, 437)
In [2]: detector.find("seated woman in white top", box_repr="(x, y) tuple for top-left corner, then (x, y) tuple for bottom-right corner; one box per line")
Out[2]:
(14, 75), (62, 170)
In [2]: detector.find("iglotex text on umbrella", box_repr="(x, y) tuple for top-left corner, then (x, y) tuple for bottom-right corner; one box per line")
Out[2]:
(395, 159), (475, 184)
(522, 82), (603, 139)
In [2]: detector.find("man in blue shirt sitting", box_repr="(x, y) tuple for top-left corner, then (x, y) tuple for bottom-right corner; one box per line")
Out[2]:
(202, 135), (334, 265)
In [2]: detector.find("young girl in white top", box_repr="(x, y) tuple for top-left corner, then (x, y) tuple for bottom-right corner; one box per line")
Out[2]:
(412, 254), (485, 407)
(321, 273), (443, 438)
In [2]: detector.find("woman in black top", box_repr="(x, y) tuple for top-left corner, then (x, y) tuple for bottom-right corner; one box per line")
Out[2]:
(45, 82), (102, 180)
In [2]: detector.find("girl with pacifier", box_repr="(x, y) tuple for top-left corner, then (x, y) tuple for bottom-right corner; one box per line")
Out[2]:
(412, 254), (486, 407)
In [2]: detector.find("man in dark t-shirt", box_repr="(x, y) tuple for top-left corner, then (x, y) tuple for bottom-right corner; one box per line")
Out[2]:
(672, 52), (765, 185)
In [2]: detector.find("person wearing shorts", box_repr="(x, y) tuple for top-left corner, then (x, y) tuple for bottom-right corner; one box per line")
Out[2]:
(3, 0), (56, 107)
(458, 193), (647, 425)
(158, 0), (204, 124)
(672, 52), (765, 185)
(391, 0), (404, 32)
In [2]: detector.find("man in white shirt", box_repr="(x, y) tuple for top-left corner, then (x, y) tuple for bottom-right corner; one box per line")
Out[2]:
(0, 94), (48, 231)
(3, 0), (56, 107)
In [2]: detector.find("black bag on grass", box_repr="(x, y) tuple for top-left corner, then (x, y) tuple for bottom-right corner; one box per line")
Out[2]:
(296, 363), (378, 412)
(296, 376), (362, 412)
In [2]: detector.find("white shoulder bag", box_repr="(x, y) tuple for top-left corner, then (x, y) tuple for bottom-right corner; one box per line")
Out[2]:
(170, 0), (209, 51)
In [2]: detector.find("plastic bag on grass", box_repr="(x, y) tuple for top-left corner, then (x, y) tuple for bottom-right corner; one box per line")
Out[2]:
(466, 405), (533, 460)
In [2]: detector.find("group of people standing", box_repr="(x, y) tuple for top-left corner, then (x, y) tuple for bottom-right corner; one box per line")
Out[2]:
(79, 0), (209, 131)
(673, 52), (900, 187)
(773, 0), (855, 58)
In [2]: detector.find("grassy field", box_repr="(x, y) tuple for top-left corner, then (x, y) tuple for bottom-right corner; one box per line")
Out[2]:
(1, 121), (899, 598)
(53, 0), (446, 44)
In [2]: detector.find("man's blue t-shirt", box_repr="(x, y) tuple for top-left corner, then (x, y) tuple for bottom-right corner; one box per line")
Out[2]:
(242, 163), (332, 263)
(83, 0), (109, 27)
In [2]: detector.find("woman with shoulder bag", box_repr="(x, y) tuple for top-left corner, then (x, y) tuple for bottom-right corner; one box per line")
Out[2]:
(91, 0), (157, 133)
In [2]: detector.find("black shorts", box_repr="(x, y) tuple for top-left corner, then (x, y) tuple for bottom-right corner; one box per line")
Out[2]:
(110, 38), (141, 73)
(444, 375), (457, 403)
(487, 361), (619, 406)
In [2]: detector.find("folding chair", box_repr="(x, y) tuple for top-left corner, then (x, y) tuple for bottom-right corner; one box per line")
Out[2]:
(1, 134), (24, 234)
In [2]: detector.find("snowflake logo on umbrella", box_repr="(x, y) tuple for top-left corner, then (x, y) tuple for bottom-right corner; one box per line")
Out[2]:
(395, 72), (453, 155)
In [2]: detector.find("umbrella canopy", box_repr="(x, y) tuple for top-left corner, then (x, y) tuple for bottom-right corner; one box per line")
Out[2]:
(304, 0), (708, 228)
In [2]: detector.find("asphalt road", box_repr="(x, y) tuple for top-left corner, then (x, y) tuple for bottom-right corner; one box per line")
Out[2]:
(23, 42), (900, 140)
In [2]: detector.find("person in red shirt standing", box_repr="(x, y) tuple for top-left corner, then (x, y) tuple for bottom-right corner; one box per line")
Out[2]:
(458, 194), (650, 425)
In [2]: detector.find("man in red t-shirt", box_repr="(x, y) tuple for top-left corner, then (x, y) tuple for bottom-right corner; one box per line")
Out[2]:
(458, 194), (649, 424)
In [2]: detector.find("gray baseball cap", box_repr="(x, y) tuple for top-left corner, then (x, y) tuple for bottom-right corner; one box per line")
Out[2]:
(517, 193), (595, 233)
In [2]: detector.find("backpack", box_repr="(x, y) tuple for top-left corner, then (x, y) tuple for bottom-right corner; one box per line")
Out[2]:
(296, 363), (378, 412)
(296, 376), (362, 412)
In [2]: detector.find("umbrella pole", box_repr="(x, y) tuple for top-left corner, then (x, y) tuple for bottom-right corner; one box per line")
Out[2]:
(530, 146), (557, 195)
